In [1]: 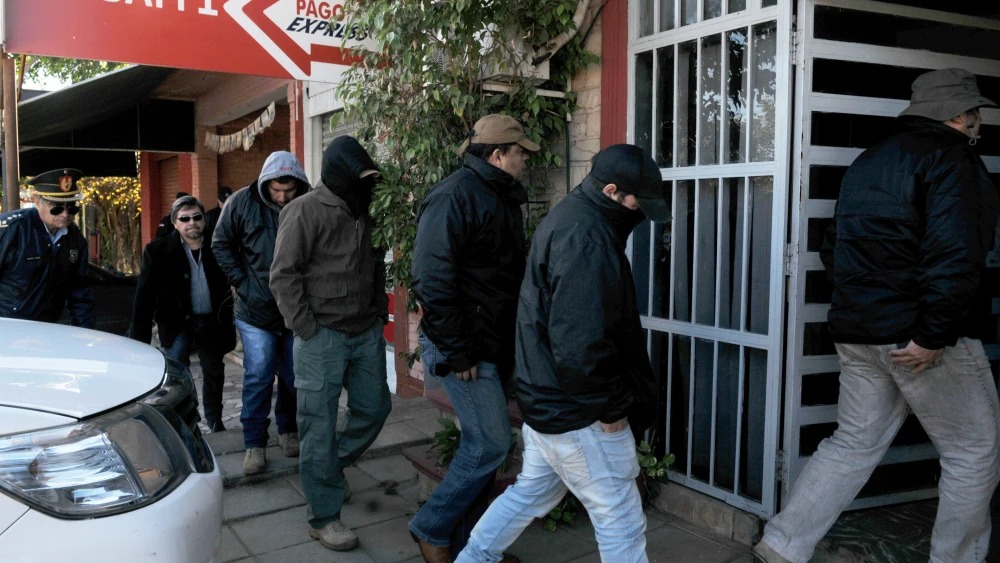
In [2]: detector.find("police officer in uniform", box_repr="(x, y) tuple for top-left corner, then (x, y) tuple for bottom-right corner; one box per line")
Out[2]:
(0, 168), (95, 327)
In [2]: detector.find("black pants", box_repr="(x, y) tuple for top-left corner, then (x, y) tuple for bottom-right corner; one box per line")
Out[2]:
(163, 315), (227, 425)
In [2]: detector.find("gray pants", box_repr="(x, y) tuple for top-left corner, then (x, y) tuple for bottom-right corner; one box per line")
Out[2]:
(761, 338), (1000, 563)
(294, 322), (392, 529)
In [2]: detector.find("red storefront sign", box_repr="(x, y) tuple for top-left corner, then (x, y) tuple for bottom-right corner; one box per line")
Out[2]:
(3, 0), (369, 82)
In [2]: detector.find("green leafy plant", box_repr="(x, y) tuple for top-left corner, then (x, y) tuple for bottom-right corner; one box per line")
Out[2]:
(337, 1), (599, 308)
(637, 441), (675, 501)
(544, 493), (581, 532)
(430, 417), (462, 467)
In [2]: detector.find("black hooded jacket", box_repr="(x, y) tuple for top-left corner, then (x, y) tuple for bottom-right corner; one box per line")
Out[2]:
(514, 179), (656, 434)
(270, 136), (387, 340)
(821, 118), (1000, 349)
(411, 153), (529, 376)
(213, 179), (310, 331)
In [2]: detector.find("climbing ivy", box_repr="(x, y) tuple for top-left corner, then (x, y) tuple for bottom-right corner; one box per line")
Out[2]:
(336, 1), (599, 301)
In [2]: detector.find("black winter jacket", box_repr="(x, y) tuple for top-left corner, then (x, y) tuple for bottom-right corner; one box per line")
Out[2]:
(821, 118), (1000, 349)
(411, 154), (528, 376)
(212, 181), (308, 331)
(130, 230), (236, 352)
(515, 180), (656, 434)
(0, 208), (94, 327)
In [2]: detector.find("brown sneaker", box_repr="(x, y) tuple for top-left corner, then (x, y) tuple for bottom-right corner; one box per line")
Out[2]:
(278, 432), (300, 457)
(309, 520), (359, 551)
(242, 447), (266, 475)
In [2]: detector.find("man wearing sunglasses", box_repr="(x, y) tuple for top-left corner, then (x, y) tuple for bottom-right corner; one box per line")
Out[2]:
(213, 151), (310, 475)
(131, 195), (236, 432)
(0, 168), (94, 328)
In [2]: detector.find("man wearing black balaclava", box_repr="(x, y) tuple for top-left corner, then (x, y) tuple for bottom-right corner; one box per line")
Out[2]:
(270, 136), (392, 553)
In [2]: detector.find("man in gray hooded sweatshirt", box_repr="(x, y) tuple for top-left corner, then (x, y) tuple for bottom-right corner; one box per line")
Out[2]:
(270, 136), (392, 552)
(213, 151), (310, 475)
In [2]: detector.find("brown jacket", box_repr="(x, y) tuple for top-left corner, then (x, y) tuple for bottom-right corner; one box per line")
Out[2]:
(269, 183), (387, 340)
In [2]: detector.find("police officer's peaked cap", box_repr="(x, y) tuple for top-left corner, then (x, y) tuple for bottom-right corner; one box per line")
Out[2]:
(28, 168), (84, 202)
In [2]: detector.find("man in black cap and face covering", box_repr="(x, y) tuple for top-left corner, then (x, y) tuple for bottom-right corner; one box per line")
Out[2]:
(270, 136), (392, 553)
(752, 68), (1000, 563)
(456, 144), (669, 563)
(0, 168), (94, 328)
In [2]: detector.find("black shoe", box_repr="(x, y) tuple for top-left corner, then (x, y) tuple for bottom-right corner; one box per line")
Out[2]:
(207, 419), (226, 433)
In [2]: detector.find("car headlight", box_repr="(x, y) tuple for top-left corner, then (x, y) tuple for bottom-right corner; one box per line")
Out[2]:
(0, 403), (193, 518)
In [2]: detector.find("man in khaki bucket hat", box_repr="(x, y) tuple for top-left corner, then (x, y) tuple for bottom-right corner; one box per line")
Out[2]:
(753, 68), (1000, 563)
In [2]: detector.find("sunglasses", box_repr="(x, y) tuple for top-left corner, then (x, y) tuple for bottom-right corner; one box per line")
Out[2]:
(176, 214), (204, 223)
(47, 202), (81, 216)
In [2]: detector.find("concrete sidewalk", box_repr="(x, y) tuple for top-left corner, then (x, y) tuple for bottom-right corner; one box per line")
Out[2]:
(196, 359), (756, 562)
(204, 395), (756, 563)
(193, 355), (894, 562)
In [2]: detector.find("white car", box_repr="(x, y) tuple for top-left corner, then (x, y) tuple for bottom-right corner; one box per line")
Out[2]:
(0, 319), (223, 562)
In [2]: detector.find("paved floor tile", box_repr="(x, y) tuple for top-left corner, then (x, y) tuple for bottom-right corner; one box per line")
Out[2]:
(218, 526), (250, 562)
(256, 538), (377, 563)
(356, 453), (420, 486)
(341, 487), (419, 529)
(223, 478), (306, 521)
(365, 423), (439, 458)
(644, 522), (743, 562)
(354, 516), (422, 562)
(230, 506), (310, 555)
(505, 521), (599, 562)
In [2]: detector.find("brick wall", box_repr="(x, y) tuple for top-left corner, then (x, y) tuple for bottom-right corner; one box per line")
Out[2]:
(217, 104), (296, 190)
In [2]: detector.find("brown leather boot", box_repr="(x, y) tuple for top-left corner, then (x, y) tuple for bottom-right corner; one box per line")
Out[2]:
(499, 553), (521, 563)
(410, 533), (452, 563)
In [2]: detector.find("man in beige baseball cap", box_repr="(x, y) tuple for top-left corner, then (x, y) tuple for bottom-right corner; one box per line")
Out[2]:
(408, 114), (539, 563)
(457, 113), (541, 155)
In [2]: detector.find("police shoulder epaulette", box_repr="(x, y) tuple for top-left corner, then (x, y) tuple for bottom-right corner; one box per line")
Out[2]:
(0, 211), (27, 229)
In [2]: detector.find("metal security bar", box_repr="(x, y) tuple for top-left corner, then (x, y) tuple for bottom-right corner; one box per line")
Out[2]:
(629, 0), (793, 517)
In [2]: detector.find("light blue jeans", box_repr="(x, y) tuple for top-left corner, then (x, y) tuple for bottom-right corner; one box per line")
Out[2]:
(760, 338), (1000, 563)
(457, 422), (648, 563)
(235, 318), (297, 448)
(409, 336), (512, 553)
(294, 322), (391, 529)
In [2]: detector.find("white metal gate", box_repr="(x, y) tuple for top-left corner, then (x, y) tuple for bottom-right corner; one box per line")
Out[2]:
(783, 0), (1000, 510)
(629, 0), (794, 517)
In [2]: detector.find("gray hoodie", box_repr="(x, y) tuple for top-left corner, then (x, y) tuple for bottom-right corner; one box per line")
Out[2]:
(212, 151), (310, 330)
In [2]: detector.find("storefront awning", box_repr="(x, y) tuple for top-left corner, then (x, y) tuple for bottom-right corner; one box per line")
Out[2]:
(17, 65), (195, 176)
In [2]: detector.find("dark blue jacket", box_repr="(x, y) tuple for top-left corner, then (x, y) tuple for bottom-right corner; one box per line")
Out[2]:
(212, 181), (307, 331)
(514, 180), (656, 434)
(412, 154), (528, 377)
(0, 208), (94, 327)
(821, 119), (1000, 349)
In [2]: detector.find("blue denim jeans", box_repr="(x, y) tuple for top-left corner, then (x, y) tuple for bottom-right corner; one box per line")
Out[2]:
(760, 338), (1000, 563)
(162, 316), (227, 426)
(235, 318), (297, 448)
(409, 336), (512, 552)
(457, 421), (647, 563)
(295, 321), (392, 529)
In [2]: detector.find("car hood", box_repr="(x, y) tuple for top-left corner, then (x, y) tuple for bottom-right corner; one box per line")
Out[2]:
(0, 319), (165, 420)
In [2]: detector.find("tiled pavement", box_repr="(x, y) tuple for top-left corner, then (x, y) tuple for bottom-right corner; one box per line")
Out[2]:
(191, 356), (757, 562)
(189, 352), (954, 562)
